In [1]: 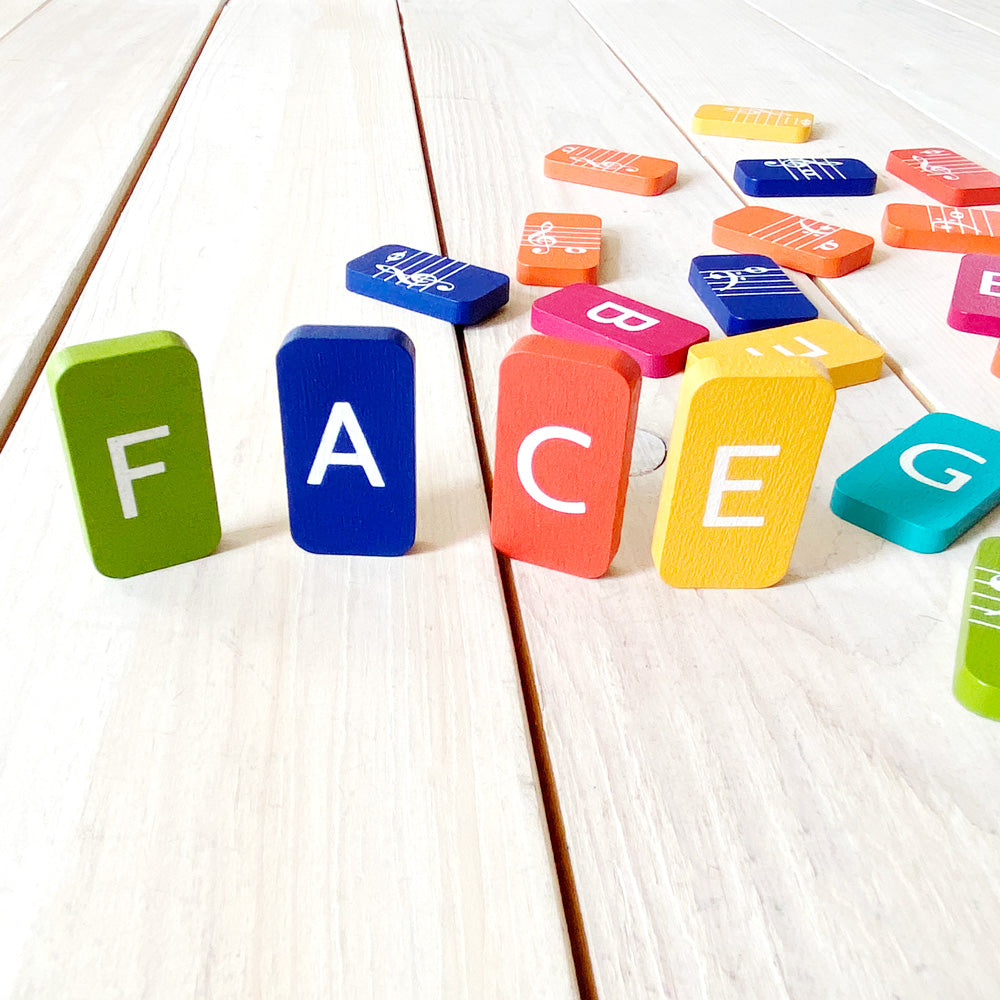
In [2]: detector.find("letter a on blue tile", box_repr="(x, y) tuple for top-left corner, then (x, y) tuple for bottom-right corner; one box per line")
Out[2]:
(276, 326), (416, 556)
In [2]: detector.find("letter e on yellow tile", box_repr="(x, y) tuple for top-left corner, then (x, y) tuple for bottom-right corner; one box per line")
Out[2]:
(651, 352), (835, 588)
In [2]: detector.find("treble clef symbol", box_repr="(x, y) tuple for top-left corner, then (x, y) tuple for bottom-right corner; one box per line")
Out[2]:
(529, 220), (558, 254)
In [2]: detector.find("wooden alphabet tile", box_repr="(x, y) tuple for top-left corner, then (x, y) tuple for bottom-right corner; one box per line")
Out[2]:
(530, 282), (709, 377)
(688, 253), (818, 334)
(692, 104), (813, 142)
(491, 334), (641, 578)
(948, 254), (1000, 336)
(954, 537), (1000, 720)
(517, 212), (602, 286)
(276, 325), (416, 556)
(346, 244), (509, 325)
(712, 206), (874, 277)
(881, 204), (1000, 254)
(544, 144), (677, 196)
(650, 351), (835, 589)
(46, 331), (220, 578)
(886, 148), (1000, 207)
(831, 412), (1000, 553)
(734, 157), (877, 197)
(687, 318), (884, 390)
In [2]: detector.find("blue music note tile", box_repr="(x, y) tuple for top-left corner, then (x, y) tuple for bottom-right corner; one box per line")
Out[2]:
(688, 253), (818, 335)
(734, 157), (877, 197)
(346, 244), (509, 325)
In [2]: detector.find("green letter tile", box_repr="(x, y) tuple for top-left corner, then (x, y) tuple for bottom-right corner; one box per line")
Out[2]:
(47, 331), (221, 578)
(955, 537), (1000, 719)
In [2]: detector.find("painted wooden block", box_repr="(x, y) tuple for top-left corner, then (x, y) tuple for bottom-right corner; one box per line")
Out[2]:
(712, 206), (874, 277)
(881, 204), (1000, 254)
(650, 352), (835, 589)
(692, 104), (813, 142)
(276, 325), (416, 556)
(948, 254), (1000, 336)
(831, 412), (1000, 553)
(886, 148), (1000, 207)
(734, 157), (877, 197)
(46, 331), (220, 578)
(543, 144), (677, 196)
(530, 282), (708, 377)
(516, 212), (602, 286)
(687, 318), (884, 389)
(490, 334), (641, 578)
(688, 253), (818, 334)
(345, 244), (509, 325)
(954, 537), (1000, 720)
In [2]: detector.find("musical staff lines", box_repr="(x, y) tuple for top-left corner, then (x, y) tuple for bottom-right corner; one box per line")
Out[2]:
(521, 220), (601, 256)
(907, 148), (995, 182)
(702, 265), (801, 298)
(763, 158), (847, 182)
(371, 248), (468, 293)
(748, 214), (843, 253)
(556, 145), (640, 174)
(969, 564), (1000, 633)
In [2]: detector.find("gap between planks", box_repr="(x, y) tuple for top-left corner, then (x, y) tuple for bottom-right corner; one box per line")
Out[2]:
(395, 3), (597, 997)
(0, 0), (231, 453)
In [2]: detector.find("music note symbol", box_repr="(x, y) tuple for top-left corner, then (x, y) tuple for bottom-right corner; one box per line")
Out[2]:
(529, 221), (557, 254)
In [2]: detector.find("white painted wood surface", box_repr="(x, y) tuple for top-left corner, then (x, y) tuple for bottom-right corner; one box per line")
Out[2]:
(0, 0), (225, 436)
(401, 0), (1000, 996)
(4, 0), (1000, 997)
(0, 1), (577, 997)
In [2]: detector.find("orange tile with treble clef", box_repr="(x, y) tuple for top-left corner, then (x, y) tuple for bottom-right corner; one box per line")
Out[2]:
(712, 206), (874, 278)
(517, 212), (602, 286)
(881, 204), (1000, 254)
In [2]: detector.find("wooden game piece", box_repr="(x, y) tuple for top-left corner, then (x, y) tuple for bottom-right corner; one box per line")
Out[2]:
(490, 334), (641, 578)
(687, 318), (884, 389)
(650, 351), (834, 588)
(345, 244), (509, 325)
(688, 253), (818, 334)
(831, 412), (1000, 553)
(46, 331), (220, 578)
(530, 282), (709, 378)
(948, 254), (1000, 336)
(516, 212), (601, 286)
(733, 157), (877, 197)
(713, 206), (874, 278)
(543, 144), (677, 196)
(886, 148), (1000, 207)
(954, 537), (1000, 720)
(881, 204), (1000, 254)
(276, 325), (416, 556)
(692, 104), (813, 142)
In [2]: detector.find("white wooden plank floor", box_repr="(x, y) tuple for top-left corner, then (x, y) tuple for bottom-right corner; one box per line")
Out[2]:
(2, 0), (1000, 997)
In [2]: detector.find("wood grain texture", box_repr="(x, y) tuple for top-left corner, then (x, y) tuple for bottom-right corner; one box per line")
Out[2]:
(0, 0), (226, 436)
(0, 0), (577, 996)
(401, 0), (1000, 995)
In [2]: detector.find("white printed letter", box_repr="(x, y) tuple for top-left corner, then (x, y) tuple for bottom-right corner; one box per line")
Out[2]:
(517, 426), (591, 514)
(703, 444), (781, 527)
(899, 443), (985, 492)
(979, 271), (1000, 298)
(585, 302), (659, 332)
(773, 337), (827, 359)
(107, 425), (171, 519)
(308, 402), (385, 488)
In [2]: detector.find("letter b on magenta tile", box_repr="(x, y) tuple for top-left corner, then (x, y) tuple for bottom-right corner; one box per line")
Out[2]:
(276, 326), (416, 556)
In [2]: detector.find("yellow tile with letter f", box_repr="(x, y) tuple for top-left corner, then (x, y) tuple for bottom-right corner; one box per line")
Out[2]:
(651, 351), (835, 588)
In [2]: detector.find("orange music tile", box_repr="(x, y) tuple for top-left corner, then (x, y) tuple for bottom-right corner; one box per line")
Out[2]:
(712, 206), (874, 277)
(881, 203), (1000, 254)
(544, 144), (677, 196)
(517, 212), (602, 286)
